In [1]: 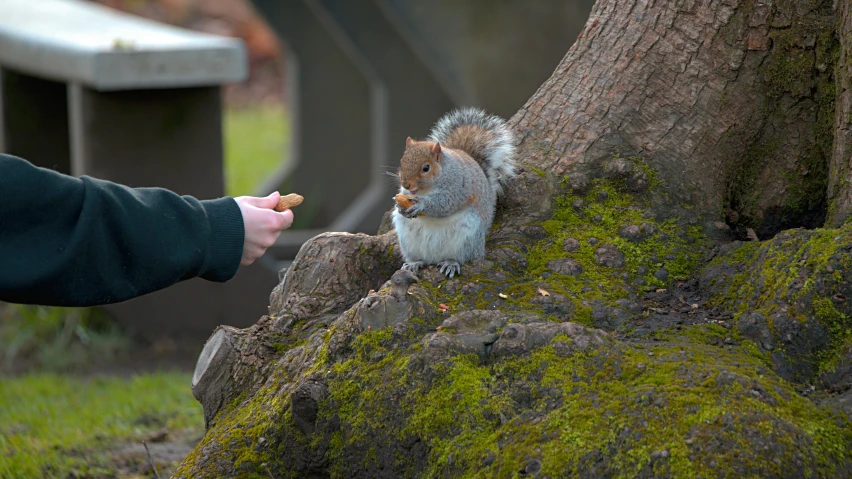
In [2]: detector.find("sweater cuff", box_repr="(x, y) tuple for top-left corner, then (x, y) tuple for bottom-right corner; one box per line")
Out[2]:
(200, 197), (244, 282)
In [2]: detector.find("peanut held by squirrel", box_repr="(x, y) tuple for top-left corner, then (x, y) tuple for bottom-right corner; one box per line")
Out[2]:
(392, 107), (517, 278)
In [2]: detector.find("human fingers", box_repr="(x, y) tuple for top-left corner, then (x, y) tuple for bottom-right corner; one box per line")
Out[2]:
(237, 191), (280, 209)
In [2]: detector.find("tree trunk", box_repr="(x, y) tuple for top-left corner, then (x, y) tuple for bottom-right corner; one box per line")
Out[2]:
(175, 1), (852, 478)
(512, 0), (839, 239)
(827, 0), (852, 224)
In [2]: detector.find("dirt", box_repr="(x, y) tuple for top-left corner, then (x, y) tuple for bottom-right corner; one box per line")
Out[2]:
(110, 429), (204, 479)
(627, 277), (734, 340)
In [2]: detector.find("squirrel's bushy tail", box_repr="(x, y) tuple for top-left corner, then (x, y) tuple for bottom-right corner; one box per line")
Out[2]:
(428, 107), (517, 195)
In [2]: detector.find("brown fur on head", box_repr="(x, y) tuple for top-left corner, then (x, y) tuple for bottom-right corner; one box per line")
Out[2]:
(398, 137), (442, 195)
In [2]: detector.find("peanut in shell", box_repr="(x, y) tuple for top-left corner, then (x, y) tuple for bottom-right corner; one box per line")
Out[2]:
(395, 193), (415, 210)
(395, 193), (424, 217)
(275, 193), (304, 212)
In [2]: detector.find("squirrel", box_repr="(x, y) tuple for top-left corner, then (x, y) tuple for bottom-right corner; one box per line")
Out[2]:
(391, 107), (517, 278)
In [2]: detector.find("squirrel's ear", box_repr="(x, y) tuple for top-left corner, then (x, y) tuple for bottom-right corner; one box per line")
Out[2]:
(431, 142), (442, 160)
(405, 137), (414, 149)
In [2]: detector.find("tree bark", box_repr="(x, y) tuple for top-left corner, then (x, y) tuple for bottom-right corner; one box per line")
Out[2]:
(512, 0), (838, 238)
(175, 1), (852, 478)
(827, 0), (852, 224)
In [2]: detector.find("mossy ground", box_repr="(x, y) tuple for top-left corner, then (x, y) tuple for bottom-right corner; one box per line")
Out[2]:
(521, 176), (704, 320)
(310, 325), (851, 478)
(415, 169), (708, 329)
(702, 223), (852, 382)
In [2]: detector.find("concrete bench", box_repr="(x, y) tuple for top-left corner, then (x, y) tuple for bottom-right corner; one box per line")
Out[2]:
(0, 0), (282, 337)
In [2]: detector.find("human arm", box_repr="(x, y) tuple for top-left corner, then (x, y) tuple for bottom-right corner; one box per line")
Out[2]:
(0, 154), (279, 306)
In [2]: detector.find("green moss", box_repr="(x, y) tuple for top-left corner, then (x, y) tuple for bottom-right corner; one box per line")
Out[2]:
(315, 326), (850, 478)
(307, 328), (336, 375)
(524, 177), (705, 306)
(271, 334), (308, 354)
(704, 224), (852, 381)
(405, 355), (506, 470)
(351, 327), (393, 354)
(763, 37), (816, 99)
(179, 216), (852, 478)
(529, 167), (548, 178)
(813, 297), (852, 375)
(175, 368), (295, 478)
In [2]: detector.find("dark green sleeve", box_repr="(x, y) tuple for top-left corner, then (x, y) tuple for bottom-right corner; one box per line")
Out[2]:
(0, 154), (245, 306)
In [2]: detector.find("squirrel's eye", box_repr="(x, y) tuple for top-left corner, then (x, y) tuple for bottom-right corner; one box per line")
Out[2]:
(422, 164), (430, 173)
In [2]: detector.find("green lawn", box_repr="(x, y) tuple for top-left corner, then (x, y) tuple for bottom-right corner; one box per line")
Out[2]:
(223, 105), (290, 198)
(0, 372), (202, 478)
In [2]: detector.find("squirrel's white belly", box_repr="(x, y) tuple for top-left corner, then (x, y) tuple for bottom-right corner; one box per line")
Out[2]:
(392, 208), (483, 265)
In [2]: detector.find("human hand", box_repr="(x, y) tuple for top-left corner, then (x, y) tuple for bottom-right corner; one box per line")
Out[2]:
(234, 192), (294, 266)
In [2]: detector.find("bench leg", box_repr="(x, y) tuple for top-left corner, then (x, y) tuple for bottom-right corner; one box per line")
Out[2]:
(67, 83), (225, 198)
(0, 68), (72, 172)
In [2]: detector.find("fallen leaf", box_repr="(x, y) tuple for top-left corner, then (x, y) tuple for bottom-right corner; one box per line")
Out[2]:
(655, 289), (667, 293)
(498, 293), (508, 299)
(746, 228), (759, 242)
(538, 287), (550, 297)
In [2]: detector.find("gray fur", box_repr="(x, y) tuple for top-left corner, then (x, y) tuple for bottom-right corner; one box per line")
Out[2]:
(392, 149), (493, 269)
(393, 108), (516, 277)
(427, 106), (517, 196)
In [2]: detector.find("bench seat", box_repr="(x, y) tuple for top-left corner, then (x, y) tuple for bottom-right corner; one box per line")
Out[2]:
(0, 0), (246, 91)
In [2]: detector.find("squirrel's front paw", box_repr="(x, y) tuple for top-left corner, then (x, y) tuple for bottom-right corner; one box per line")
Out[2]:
(400, 201), (424, 219)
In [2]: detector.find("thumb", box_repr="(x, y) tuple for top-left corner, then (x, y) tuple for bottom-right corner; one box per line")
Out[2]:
(242, 191), (281, 209)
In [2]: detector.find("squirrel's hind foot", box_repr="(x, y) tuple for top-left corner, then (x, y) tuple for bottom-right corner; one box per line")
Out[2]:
(402, 261), (425, 275)
(438, 260), (461, 278)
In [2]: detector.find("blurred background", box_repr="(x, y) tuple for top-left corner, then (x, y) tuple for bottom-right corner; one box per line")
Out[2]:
(0, 0), (593, 477)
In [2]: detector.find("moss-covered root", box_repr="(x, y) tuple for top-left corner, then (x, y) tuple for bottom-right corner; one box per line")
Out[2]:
(701, 224), (852, 386)
(175, 323), (852, 478)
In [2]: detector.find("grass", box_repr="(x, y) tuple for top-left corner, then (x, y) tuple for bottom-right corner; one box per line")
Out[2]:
(1, 305), (129, 373)
(0, 372), (202, 478)
(0, 304), (202, 477)
(223, 105), (290, 198)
